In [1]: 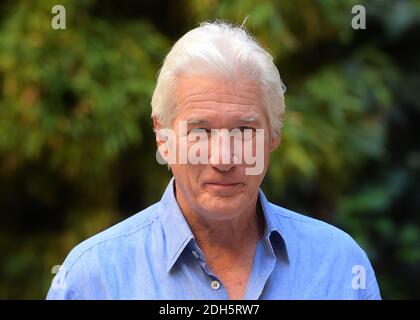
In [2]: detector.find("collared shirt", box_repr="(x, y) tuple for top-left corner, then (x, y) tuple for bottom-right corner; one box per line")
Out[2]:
(47, 178), (381, 299)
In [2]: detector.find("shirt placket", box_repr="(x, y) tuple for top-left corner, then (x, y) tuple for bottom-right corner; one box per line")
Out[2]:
(189, 242), (230, 299)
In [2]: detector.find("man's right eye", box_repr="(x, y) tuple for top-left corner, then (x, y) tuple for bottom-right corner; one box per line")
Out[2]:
(188, 128), (211, 134)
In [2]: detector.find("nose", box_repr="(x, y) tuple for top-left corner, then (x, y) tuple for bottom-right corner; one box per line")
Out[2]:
(209, 129), (238, 172)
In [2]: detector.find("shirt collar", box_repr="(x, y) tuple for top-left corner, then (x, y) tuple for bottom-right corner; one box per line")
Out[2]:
(258, 189), (290, 263)
(159, 178), (290, 273)
(159, 178), (195, 273)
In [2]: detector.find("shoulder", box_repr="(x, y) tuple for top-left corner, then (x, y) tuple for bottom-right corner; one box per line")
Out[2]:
(268, 201), (364, 256)
(63, 202), (160, 269)
(267, 201), (381, 299)
(47, 202), (162, 299)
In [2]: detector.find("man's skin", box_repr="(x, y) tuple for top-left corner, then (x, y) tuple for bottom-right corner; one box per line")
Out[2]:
(154, 75), (280, 299)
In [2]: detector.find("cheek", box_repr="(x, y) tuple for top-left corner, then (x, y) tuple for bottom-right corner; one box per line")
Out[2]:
(241, 135), (270, 164)
(171, 163), (205, 190)
(242, 138), (257, 158)
(170, 164), (189, 186)
(187, 138), (210, 163)
(244, 172), (265, 188)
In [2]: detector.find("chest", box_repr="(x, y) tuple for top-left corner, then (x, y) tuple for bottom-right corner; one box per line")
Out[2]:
(205, 252), (256, 299)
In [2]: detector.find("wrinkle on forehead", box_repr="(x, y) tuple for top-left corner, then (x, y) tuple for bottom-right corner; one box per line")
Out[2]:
(175, 75), (263, 116)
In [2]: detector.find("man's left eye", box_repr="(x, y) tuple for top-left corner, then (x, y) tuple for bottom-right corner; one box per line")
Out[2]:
(238, 126), (256, 132)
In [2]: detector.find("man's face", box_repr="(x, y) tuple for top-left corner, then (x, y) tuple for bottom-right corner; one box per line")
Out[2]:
(157, 75), (279, 221)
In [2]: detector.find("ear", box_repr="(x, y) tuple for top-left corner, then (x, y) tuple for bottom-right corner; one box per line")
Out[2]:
(269, 130), (281, 152)
(153, 116), (169, 162)
(153, 116), (162, 144)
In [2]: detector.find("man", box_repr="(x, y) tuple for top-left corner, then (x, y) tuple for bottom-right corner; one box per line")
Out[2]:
(47, 21), (381, 299)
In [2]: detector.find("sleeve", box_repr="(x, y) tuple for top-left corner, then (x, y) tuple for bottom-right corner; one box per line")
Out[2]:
(346, 236), (382, 300)
(357, 250), (382, 300)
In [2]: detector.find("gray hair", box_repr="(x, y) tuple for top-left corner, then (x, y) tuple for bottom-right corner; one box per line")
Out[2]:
(151, 21), (287, 136)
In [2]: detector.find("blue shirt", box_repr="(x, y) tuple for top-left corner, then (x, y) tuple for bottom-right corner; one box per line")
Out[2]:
(47, 178), (381, 300)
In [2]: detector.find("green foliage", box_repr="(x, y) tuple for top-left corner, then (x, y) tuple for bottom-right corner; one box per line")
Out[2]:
(0, 0), (168, 177)
(0, 0), (419, 299)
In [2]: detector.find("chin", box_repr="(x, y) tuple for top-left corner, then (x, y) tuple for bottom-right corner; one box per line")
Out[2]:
(198, 194), (247, 220)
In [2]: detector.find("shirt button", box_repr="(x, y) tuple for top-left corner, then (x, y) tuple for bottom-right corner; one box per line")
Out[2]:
(191, 251), (200, 259)
(211, 280), (221, 290)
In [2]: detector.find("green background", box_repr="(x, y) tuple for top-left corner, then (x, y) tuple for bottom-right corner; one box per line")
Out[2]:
(0, 0), (419, 299)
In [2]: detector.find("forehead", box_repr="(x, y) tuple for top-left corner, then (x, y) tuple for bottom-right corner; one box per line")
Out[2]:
(174, 75), (266, 124)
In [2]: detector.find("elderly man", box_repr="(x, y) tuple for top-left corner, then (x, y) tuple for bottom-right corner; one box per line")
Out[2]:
(47, 22), (381, 300)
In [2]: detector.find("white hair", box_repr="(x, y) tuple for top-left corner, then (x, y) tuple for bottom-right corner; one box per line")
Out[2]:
(151, 21), (287, 136)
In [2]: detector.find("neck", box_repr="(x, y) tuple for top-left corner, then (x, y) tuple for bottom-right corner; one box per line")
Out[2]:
(175, 186), (265, 253)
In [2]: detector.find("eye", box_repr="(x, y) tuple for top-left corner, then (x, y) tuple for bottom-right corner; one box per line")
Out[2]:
(238, 126), (256, 132)
(188, 128), (211, 134)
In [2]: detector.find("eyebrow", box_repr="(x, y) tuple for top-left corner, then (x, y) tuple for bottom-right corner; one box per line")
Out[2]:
(239, 117), (257, 123)
(186, 117), (258, 125)
(186, 118), (209, 125)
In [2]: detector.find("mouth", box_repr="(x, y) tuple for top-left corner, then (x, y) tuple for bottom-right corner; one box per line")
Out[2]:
(206, 182), (240, 186)
(203, 181), (243, 195)
(204, 179), (242, 186)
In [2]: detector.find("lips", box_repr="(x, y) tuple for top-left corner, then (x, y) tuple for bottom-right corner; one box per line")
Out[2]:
(203, 180), (243, 196)
(204, 180), (242, 186)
